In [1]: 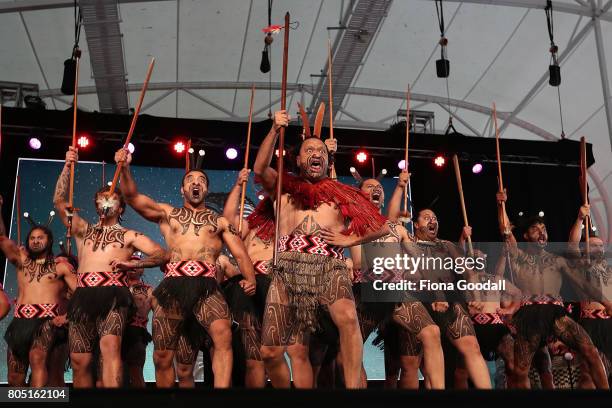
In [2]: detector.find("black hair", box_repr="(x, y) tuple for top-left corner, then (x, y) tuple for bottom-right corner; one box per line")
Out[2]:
(25, 225), (55, 267)
(525, 216), (546, 230)
(182, 169), (209, 188)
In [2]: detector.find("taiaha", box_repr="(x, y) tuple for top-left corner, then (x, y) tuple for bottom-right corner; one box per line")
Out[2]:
(492, 102), (514, 282)
(16, 176), (22, 245)
(239, 85), (256, 234)
(580, 136), (590, 262)
(452, 155), (473, 257)
(327, 38), (337, 180)
(65, 46), (82, 256)
(273, 12), (290, 267)
(185, 139), (192, 173)
(399, 85), (413, 229)
(108, 57), (156, 196)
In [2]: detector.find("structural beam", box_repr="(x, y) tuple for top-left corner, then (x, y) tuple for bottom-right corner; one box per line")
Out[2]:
(593, 11), (612, 151)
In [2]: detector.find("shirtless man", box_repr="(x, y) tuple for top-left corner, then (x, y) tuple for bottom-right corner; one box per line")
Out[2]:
(568, 204), (612, 385)
(0, 195), (77, 387)
(407, 208), (492, 389)
(350, 174), (445, 389)
(254, 110), (389, 389)
(122, 256), (153, 388)
(54, 147), (167, 388)
(0, 284), (9, 320)
(497, 190), (609, 389)
(116, 147), (256, 388)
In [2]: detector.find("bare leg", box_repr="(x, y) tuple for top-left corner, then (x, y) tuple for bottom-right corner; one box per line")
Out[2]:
(206, 319), (233, 388)
(287, 342), (313, 388)
(7, 350), (28, 386)
(328, 298), (363, 389)
(513, 334), (540, 389)
(245, 360), (266, 388)
(533, 347), (554, 389)
(70, 353), (94, 388)
(47, 343), (68, 386)
(384, 346), (399, 389)
(496, 334), (515, 388)
(176, 362), (195, 388)
(99, 335), (123, 388)
(28, 347), (49, 387)
(450, 336), (491, 389)
(261, 345), (291, 387)
(453, 356), (469, 390)
(398, 356), (421, 389)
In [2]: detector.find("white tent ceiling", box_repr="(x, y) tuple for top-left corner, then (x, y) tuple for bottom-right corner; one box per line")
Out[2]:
(1, 0), (611, 239)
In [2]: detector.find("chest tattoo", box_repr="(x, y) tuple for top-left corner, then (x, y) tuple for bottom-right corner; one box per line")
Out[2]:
(84, 223), (127, 251)
(293, 215), (324, 235)
(22, 258), (57, 283)
(169, 208), (218, 236)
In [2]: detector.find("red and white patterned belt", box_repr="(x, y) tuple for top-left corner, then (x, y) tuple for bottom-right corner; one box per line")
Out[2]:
(352, 268), (363, 283)
(164, 261), (216, 278)
(581, 309), (610, 319)
(471, 312), (504, 325)
(521, 295), (564, 307)
(14, 303), (59, 319)
(78, 271), (128, 288)
(253, 260), (270, 275)
(278, 234), (345, 260)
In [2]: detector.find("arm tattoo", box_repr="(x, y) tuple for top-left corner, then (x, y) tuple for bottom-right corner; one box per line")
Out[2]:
(168, 208), (219, 236)
(53, 166), (70, 205)
(139, 249), (167, 268)
(227, 223), (239, 236)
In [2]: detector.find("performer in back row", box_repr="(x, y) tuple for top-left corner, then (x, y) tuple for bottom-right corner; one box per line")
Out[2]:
(115, 147), (257, 388)
(54, 147), (167, 388)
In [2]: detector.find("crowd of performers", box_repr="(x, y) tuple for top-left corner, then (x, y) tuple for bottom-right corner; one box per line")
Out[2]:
(0, 110), (610, 390)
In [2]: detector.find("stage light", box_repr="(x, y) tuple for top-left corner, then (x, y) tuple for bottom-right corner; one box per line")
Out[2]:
(398, 160), (406, 170)
(274, 149), (286, 157)
(127, 143), (135, 154)
(226, 148), (238, 160)
(174, 141), (186, 154)
(258, 194), (265, 200)
(188, 147), (194, 154)
(381, 169), (388, 175)
(434, 155), (445, 167)
(518, 211), (524, 217)
(538, 211), (545, 217)
(77, 135), (90, 149)
(356, 151), (368, 164)
(199, 149), (205, 157)
(29, 138), (42, 150)
(23, 212), (30, 218)
(592, 225), (597, 232)
(472, 163), (483, 174)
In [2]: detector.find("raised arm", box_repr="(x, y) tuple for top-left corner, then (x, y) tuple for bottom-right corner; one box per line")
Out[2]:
(0, 284), (9, 321)
(496, 190), (518, 257)
(568, 204), (589, 254)
(111, 231), (167, 271)
(222, 168), (251, 238)
(253, 111), (288, 196)
(387, 171), (409, 222)
(115, 148), (167, 223)
(0, 195), (21, 265)
(218, 217), (256, 295)
(53, 147), (88, 237)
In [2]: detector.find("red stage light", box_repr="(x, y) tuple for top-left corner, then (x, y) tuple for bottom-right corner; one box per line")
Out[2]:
(356, 151), (368, 163)
(174, 141), (186, 154)
(77, 135), (90, 149)
(434, 155), (446, 167)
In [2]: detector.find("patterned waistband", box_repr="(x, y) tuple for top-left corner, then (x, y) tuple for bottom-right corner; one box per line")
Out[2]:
(278, 234), (344, 260)
(471, 312), (504, 325)
(581, 309), (610, 320)
(521, 295), (564, 307)
(253, 260), (270, 275)
(14, 303), (59, 319)
(130, 315), (149, 328)
(78, 271), (128, 288)
(353, 268), (363, 283)
(164, 261), (216, 278)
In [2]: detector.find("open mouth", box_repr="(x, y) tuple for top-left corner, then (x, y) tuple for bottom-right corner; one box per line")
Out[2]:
(192, 187), (201, 199)
(309, 158), (322, 173)
(371, 193), (381, 203)
(537, 237), (546, 245)
(427, 224), (437, 233)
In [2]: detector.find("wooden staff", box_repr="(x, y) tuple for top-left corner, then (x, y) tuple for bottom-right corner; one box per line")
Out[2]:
(452, 155), (473, 256)
(400, 85), (411, 223)
(273, 12), (290, 267)
(580, 136), (590, 262)
(16, 176), (21, 245)
(185, 139), (192, 173)
(327, 38), (337, 180)
(101, 161), (106, 187)
(238, 85), (255, 234)
(0, 104), (3, 160)
(492, 103), (508, 233)
(66, 48), (81, 256)
(108, 58), (155, 195)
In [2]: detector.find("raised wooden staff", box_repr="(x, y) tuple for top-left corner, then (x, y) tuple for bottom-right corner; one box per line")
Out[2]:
(492, 103), (509, 234)
(327, 38), (337, 180)
(108, 58), (156, 195)
(580, 136), (590, 262)
(238, 85), (256, 234)
(16, 176), (22, 245)
(273, 12), (290, 267)
(399, 85), (412, 226)
(65, 47), (81, 256)
(452, 155), (473, 257)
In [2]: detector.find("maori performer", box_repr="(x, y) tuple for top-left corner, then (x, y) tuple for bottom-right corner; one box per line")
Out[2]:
(568, 204), (612, 385)
(496, 190), (609, 389)
(54, 147), (166, 388)
(0, 283), (9, 321)
(408, 208), (492, 388)
(254, 110), (390, 389)
(122, 254), (154, 388)
(0, 195), (77, 387)
(348, 169), (445, 390)
(115, 147), (256, 388)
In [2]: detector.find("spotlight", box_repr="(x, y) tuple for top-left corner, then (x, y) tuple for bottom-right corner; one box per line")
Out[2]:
(23, 212), (30, 218)
(107, 181), (112, 187)
(518, 211), (524, 217)
(127, 143), (135, 154)
(356, 151), (368, 164)
(592, 225), (597, 232)
(398, 160), (406, 170)
(77, 135), (90, 149)
(274, 149), (286, 157)
(381, 169), (388, 175)
(434, 155), (445, 168)
(174, 141), (186, 154)
(258, 194), (265, 200)
(226, 148), (238, 160)
(188, 147), (194, 154)
(471, 163), (483, 174)
(29, 138), (42, 150)
(538, 211), (545, 217)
